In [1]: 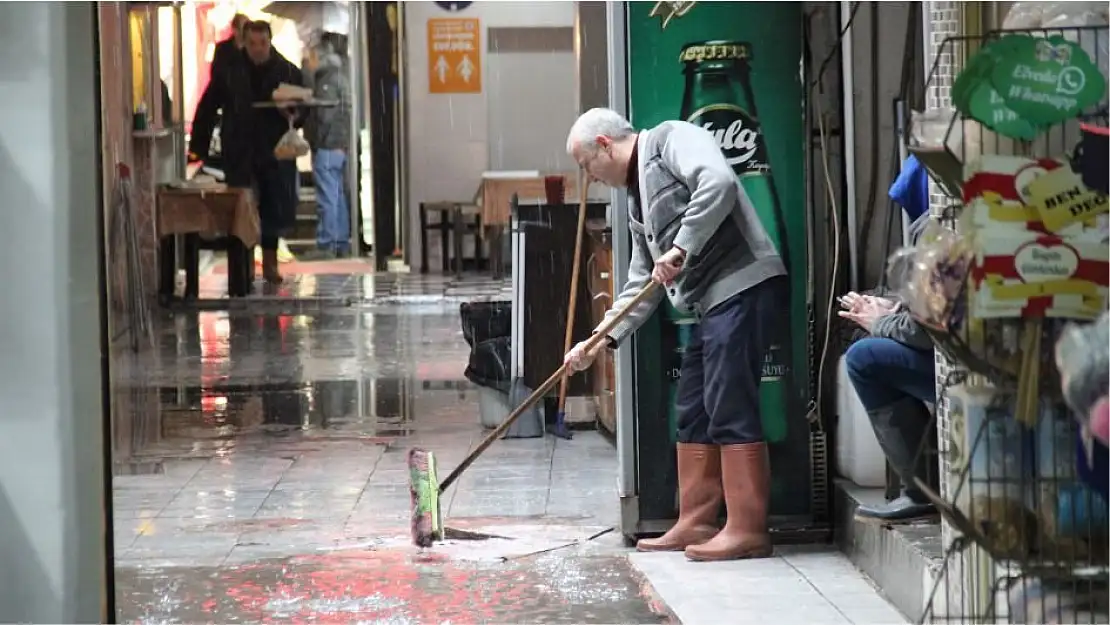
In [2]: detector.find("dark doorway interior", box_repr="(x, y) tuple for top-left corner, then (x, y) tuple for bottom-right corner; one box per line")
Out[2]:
(366, 2), (399, 269)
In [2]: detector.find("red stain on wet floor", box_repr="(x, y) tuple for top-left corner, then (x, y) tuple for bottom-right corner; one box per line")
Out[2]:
(224, 551), (500, 623)
(117, 546), (669, 624)
(210, 259), (377, 277)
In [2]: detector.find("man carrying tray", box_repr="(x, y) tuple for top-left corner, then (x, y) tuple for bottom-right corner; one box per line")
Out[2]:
(563, 108), (787, 561)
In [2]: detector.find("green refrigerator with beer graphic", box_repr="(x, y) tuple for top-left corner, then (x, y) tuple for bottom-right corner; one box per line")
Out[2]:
(613, 1), (826, 539)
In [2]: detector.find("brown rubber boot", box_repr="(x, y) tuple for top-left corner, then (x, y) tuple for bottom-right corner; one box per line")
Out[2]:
(262, 248), (283, 285)
(636, 443), (722, 552)
(684, 442), (773, 561)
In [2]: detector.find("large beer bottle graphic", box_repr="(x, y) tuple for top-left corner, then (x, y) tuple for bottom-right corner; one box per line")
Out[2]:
(680, 40), (791, 444)
(680, 42), (779, 222)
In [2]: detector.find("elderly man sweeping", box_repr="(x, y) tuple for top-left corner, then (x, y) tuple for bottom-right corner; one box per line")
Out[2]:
(563, 108), (787, 561)
(563, 107), (790, 561)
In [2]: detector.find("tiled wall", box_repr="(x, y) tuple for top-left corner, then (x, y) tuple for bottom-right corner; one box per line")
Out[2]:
(924, 2), (973, 621)
(925, 0), (958, 497)
(403, 2), (579, 270)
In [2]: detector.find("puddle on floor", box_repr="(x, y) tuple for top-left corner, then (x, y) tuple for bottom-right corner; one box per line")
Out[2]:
(116, 548), (669, 624)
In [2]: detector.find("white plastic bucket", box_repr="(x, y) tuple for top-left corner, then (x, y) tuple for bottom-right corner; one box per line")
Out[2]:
(835, 356), (888, 488)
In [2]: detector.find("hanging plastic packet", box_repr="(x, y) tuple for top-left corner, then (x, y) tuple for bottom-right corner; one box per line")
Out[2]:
(1002, 1), (1109, 83)
(885, 218), (974, 331)
(274, 118), (309, 161)
(1056, 313), (1110, 421)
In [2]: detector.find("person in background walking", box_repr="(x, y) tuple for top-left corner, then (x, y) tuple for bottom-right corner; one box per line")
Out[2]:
(190, 13), (248, 165)
(303, 32), (352, 259)
(189, 20), (305, 285)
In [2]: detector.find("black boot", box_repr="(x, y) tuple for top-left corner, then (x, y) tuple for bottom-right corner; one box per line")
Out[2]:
(857, 398), (938, 523)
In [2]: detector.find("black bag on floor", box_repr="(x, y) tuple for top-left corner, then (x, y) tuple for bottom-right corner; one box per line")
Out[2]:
(465, 336), (511, 393)
(460, 301), (512, 348)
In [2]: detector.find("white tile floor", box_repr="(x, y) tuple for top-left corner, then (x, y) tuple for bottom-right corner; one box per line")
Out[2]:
(631, 546), (909, 625)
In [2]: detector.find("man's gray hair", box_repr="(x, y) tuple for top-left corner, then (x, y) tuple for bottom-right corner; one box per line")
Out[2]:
(566, 107), (635, 155)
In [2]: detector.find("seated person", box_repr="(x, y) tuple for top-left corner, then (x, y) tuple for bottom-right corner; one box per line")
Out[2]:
(841, 290), (938, 521)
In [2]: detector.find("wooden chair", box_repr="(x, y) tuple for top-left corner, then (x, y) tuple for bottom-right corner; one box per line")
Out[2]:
(419, 202), (484, 274)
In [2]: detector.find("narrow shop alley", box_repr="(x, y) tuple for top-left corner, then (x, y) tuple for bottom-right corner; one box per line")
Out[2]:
(18, 1), (1109, 623)
(108, 272), (905, 624)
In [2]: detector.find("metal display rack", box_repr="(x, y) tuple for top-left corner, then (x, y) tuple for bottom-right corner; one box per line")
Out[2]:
(906, 25), (1109, 624)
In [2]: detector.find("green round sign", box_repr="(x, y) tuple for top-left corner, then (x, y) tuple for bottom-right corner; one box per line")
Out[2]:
(966, 81), (1041, 140)
(990, 34), (1107, 125)
(953, 47), (998, 114)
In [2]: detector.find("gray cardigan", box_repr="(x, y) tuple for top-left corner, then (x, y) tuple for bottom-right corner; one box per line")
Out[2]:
(601, 120), (786, 345)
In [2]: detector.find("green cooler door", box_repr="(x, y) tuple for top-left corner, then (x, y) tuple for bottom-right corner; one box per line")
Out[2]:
(625, 0), (817, 533)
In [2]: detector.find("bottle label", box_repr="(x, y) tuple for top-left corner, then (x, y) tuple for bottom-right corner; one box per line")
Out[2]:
(686, 103), (770, 176)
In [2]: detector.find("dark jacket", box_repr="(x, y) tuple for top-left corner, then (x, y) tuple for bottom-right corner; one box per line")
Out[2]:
(303, 51), (351, 151)
(190, 38), (238, 153)
(189, 47), (304, 186)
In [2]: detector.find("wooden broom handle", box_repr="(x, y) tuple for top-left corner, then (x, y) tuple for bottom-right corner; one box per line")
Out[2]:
(556, 175), (590, 417)
(439, 281), (661, 491)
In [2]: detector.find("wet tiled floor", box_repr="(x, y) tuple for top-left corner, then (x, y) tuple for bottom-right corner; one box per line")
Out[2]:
(111, 270), (646, 623)
(193, 263), (512, 305)
(112, 266), (902, 623)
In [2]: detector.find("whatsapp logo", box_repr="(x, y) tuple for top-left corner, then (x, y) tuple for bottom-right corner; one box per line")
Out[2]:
(1056, 65), (1086, 96)
(990, 34), (1106, 125)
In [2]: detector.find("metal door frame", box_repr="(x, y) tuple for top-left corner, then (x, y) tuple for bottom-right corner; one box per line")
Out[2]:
(604, 0), (642, 537)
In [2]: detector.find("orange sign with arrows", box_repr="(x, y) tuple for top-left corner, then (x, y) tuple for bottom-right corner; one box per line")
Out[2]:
(427, 18), (481, 94)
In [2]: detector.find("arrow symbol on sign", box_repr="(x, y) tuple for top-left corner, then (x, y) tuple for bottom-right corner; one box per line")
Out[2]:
(434, 55), (450, 83)
(457, 54), (475, 83)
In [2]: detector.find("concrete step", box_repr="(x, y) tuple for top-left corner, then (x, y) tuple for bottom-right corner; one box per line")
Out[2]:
(835, 479), (944, 623)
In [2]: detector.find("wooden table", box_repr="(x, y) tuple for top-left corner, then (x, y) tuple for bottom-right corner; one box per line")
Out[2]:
(156, 185), (260, 301)
(475, 172), (578, 279)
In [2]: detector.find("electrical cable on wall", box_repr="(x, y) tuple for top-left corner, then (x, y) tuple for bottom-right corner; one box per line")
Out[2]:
(805, 2), (860, 430)
(810, 59), (843, 435)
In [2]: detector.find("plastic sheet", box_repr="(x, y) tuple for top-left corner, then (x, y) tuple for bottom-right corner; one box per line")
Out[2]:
(1055, 312), (1110, 425)
(1002, 2), (1110, 82)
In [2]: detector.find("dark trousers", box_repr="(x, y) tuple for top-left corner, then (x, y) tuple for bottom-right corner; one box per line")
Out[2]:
(676, 276), (786, 445)
(252, 159), (298, 250)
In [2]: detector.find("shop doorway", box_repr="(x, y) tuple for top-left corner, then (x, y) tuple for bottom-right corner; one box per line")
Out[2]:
(113, 1), (378, 284)
(97, 2), (386, 615)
